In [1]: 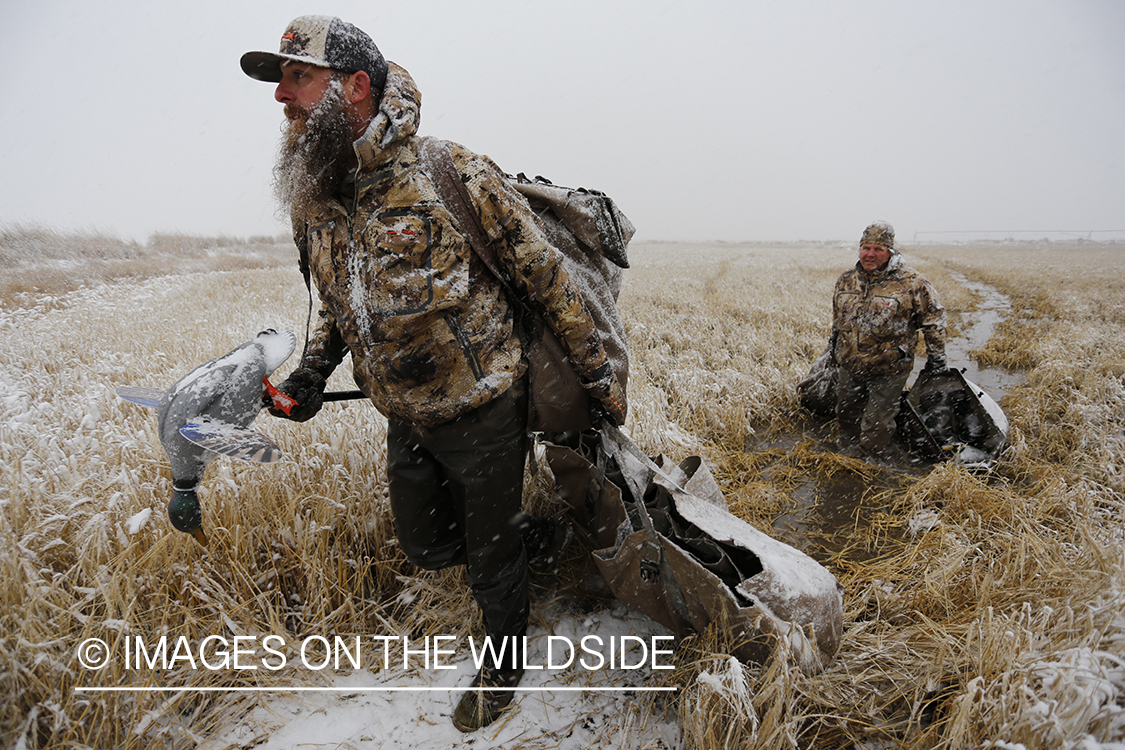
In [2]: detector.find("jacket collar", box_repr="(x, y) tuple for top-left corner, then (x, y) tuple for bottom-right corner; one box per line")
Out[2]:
(353, 61), (421, 171)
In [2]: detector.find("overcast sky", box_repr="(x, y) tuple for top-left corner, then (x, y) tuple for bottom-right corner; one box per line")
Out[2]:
(2, 0), (1123, 244)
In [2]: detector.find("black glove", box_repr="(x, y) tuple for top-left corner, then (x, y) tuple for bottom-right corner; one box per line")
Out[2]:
(587, 392), (626, 427)
(588, 398), (611, 428)
(583, 361), (627, 427)
(266, 367), (326, 422)
(923, 353), (948, 373)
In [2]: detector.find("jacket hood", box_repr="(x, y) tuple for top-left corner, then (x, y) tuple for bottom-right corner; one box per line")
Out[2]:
(354, 61), (421, 165)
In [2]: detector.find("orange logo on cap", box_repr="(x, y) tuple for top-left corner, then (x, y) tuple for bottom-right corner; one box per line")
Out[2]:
(281, 32), (296, 41)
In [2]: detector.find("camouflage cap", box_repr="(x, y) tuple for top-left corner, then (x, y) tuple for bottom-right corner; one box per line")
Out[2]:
(861, 221), (895, 251)
(241, 16), (388, 94)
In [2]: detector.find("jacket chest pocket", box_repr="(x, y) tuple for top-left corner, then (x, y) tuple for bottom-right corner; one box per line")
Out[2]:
(357, 210), (441, 318)
(835, 291), (862, 330)
(361, 208), (473, 319)
(864, 294), (903, 338)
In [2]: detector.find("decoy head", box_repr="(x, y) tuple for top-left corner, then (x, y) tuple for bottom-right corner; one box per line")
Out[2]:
(169, 482), (208, 546)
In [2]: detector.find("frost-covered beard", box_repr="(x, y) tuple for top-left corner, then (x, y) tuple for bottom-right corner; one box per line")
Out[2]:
(272, 83), (356, 222)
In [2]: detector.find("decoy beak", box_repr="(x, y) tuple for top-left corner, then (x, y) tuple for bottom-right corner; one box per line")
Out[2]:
(190, 527), (209, 546)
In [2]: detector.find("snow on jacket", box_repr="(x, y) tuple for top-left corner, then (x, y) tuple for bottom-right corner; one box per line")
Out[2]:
(831, 253), (946, 379)
(293, 62), (612, 426)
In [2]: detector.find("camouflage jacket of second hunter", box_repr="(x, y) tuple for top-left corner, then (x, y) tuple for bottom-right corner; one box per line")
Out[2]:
(831, 253), (947, 379)
(292, 62), (613, 426)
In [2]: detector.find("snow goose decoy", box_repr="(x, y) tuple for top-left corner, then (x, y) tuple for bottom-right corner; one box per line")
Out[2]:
(116, 329), (298, 545)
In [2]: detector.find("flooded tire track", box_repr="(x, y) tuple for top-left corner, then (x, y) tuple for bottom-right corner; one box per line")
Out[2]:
(910, 269), (1025, 403)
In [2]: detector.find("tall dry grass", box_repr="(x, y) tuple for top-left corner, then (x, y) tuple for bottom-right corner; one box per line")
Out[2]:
(625, 240), (1125, 750)
(1, 235), (1123, 748)
(0, 224), (292, 307)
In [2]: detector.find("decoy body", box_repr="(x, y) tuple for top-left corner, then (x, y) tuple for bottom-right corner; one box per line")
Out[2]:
(116, 329), (297, 544)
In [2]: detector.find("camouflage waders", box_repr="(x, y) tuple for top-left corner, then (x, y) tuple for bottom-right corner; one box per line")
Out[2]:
(836, 367), (911, 453)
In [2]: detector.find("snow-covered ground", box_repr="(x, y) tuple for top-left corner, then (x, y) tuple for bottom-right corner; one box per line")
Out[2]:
(200, 603), (681, 750)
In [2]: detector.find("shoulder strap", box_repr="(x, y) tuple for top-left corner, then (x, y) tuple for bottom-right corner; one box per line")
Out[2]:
(421, 137), (547, 463)
(420, 137), (518, 299)
(599, 424), (694, 624)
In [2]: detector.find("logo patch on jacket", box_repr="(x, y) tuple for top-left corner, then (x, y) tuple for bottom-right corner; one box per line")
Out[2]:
(378, 219), (426, 249)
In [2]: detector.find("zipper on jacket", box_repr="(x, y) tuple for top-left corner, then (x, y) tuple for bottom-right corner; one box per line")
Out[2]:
(444, 313), (485, 381)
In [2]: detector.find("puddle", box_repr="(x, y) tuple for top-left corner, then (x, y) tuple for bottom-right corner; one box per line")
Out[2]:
(748, 424), (922, 562)
(770, 463), (912, 563)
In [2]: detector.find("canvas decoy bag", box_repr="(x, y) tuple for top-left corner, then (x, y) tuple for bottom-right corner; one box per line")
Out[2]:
(544, 425), (845, 674)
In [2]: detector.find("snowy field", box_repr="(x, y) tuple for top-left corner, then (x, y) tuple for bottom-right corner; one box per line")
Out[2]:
(200, 603), (680, 750)
(3, 237), (1125, 749)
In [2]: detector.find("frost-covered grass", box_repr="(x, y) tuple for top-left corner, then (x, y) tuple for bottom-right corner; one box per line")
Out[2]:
(628, 241), (1125, 750)
(1, 237), (1124, 748)
(0, 223), (291, 306)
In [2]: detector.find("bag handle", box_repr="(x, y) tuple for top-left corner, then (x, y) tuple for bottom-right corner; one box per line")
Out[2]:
(599, 424), (694, 623)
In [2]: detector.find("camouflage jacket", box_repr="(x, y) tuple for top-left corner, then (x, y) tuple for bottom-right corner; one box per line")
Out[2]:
(293, 63), (611, 426)
(831, 254), (946, 378)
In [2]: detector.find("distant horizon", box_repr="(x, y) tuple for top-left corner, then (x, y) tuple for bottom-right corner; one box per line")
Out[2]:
(5, 222), (1125, 251)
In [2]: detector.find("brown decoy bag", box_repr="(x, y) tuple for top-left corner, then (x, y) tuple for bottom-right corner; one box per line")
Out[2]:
(544, 426), (845, 673)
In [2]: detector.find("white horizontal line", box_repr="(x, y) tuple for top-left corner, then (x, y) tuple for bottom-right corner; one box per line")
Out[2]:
(74, 686), (677, 693)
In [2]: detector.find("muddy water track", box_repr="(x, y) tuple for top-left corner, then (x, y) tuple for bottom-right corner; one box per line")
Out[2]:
(744, 425), (923, 566)
(911, 269), (1025, 404)
(746, 271), (1027, 566)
